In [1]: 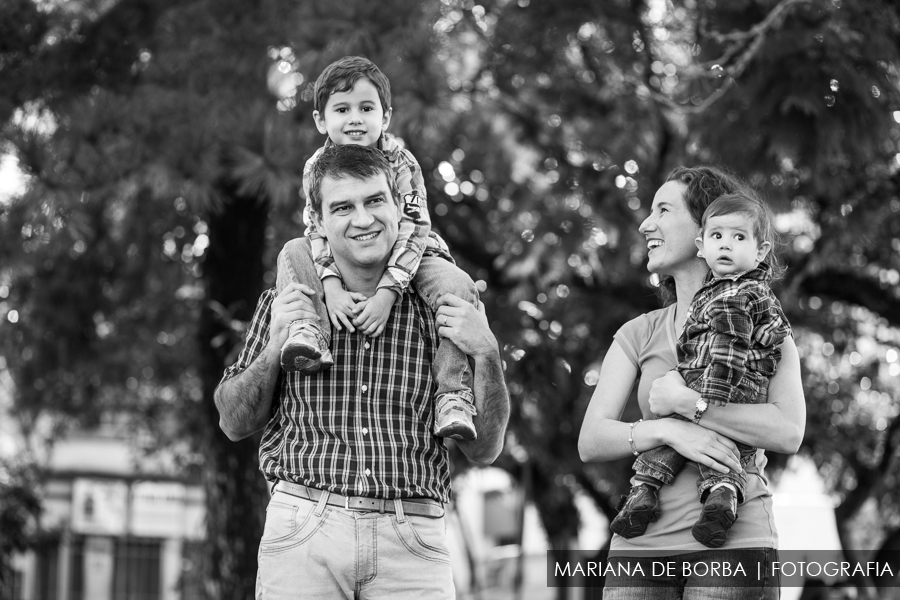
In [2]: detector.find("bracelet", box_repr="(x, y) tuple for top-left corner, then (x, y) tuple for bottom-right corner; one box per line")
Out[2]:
(629, 419), (643, 457)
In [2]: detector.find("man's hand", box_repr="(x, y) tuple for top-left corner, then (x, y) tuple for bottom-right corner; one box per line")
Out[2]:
(270, 283), (320, 350)
(323, 277), (366, 332)
(352, 288), (398, 337)
(434, 294), (498, 359)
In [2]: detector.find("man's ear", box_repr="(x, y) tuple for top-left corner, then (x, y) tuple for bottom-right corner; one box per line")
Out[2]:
(312, 210), (325, 235)
(694, 236), (704, 257)
(382, 106), (393, 131)
(756, 240), (771, 262)
(313, 110), (327, 135)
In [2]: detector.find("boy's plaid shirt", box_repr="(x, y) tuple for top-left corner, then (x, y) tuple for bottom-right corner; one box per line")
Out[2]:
(676, 263), (792, 406)
(301, 133), (452, 294)
(219, 288), (451, 502)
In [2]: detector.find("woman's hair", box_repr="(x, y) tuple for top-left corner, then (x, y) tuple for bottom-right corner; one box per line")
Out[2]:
(701, 192), (785, 280)
(657, 166), (762, 304)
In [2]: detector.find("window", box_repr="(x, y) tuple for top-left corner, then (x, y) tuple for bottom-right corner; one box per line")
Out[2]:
(179, 541), (207, 600)
(34, 541), (59, 600)
(112, 538), (161, 600)
(68, 536), (86, 600)
(0, 564), (23, 600)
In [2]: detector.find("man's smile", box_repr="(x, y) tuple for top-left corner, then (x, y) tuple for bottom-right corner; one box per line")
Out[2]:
(352, 230), (380, 241)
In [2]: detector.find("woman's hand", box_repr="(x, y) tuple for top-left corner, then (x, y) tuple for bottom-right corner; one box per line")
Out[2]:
(647, 371), (698, 419)
(656, 418), (742, 474)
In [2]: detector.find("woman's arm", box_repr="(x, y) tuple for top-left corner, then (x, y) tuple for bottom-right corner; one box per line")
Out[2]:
(646, 337), (806, 453)
(578, 341), (742, 473)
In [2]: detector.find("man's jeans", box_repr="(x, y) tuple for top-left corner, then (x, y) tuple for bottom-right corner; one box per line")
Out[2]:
(256, 488), (455, 599)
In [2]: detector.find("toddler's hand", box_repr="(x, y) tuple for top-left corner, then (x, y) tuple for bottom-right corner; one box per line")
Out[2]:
(352, 288), (398, 337)
(323, 278), (366, 332)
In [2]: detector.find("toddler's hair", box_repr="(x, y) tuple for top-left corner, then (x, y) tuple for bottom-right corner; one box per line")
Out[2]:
(702, 192), (785, 280)
(307, 144), (397, 217)
(314, 56), (391, 114)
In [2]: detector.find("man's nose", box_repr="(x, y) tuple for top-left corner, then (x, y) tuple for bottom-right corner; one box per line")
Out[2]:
(352, 206), (375, 227)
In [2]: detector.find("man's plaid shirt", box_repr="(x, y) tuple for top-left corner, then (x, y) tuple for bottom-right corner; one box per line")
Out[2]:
(219, 288), (451, 502)
(676, 262), (791, 406)
(301, 133), (452, 294)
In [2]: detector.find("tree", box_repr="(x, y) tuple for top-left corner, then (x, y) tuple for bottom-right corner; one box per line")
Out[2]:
(3, 0), (900, 598)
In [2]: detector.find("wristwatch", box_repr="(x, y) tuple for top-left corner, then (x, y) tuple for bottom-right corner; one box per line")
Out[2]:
(693, 398), (709, 424)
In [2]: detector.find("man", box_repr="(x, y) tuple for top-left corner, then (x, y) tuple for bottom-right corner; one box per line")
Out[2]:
(213, 144), (510, 599)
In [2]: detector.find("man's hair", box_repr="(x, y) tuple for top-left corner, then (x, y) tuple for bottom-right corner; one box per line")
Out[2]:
(307, 144), (397, 217)
(702, 192), (785, 279)
(313, 56), (392, 114)
(656, 166), (759, 304)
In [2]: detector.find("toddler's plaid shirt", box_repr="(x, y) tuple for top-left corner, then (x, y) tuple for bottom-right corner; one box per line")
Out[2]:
(677, 263), (791, 406)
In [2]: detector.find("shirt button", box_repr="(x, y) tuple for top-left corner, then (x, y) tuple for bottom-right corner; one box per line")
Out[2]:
(364, 342), (370, 350)
(361, 385), (368, 393)
(365, 468), (371, 476)
(362, 428), (368, 435)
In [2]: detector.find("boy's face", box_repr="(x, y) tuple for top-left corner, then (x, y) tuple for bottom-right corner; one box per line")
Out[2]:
(696, 213), (770, 277)
(313, 78), (391, 148)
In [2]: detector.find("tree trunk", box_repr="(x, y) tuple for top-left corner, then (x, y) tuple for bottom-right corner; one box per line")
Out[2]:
(198, 182), (270, 600)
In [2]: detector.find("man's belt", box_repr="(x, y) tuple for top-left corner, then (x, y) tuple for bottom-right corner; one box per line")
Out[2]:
(275, 480), (445, 519)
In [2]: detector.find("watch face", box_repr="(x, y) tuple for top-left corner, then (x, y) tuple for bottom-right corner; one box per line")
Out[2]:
(697, 399), (708, 412)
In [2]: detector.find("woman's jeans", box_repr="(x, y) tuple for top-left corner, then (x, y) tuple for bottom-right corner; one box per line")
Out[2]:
(602, 548), (780, 600)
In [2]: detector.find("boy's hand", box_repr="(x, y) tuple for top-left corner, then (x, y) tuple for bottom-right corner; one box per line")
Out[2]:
(352, 288), (398, 337)
(323, 277), (366, 332)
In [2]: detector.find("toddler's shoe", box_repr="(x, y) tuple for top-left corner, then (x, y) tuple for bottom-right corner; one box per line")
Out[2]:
(609, 484), (660, 538)
(434, 393), (477, 441)
(280, 322), (333, 374)
(691, 485), (738, 548)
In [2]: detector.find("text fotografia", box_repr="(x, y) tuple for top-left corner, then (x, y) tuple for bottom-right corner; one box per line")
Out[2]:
(546, 550), (900, 588)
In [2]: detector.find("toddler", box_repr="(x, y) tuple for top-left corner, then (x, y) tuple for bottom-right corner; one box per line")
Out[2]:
(276, 56), (479, 441)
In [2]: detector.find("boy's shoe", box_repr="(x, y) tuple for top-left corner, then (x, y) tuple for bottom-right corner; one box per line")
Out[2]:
(691, 485), (738, 548)
(280, 322), (333, 374)
(434, 394), (477, 441)
(609, 484), (660, 538)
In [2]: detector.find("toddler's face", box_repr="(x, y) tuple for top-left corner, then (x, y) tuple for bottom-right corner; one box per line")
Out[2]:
(314, 78), (391, 148)
(697, 213), (770, 277)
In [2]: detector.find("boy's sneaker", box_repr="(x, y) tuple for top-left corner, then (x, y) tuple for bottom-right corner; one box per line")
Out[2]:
(434, 394), (477, 441)
(280, 322), (333, 374)
(609, 484), (660, 538)
(691, 485), (738, 548)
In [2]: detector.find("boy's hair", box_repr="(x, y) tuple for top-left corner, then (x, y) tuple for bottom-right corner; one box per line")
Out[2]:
(307, 144), (397, 217)
(701, 192), (786, 279)
(313, 56), (392, 114)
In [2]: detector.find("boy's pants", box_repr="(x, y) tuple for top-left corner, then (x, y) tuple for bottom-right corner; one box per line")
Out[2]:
(256, 484), (455, 599)
(633, 386), (768, 503)
(276, 237), (478, 401)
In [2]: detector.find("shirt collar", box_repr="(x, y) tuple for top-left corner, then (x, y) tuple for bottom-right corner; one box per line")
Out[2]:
(706, 261), (773, 284)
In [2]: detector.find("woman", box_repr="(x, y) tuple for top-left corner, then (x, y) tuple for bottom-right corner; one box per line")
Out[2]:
(578, 166), (805, 598)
